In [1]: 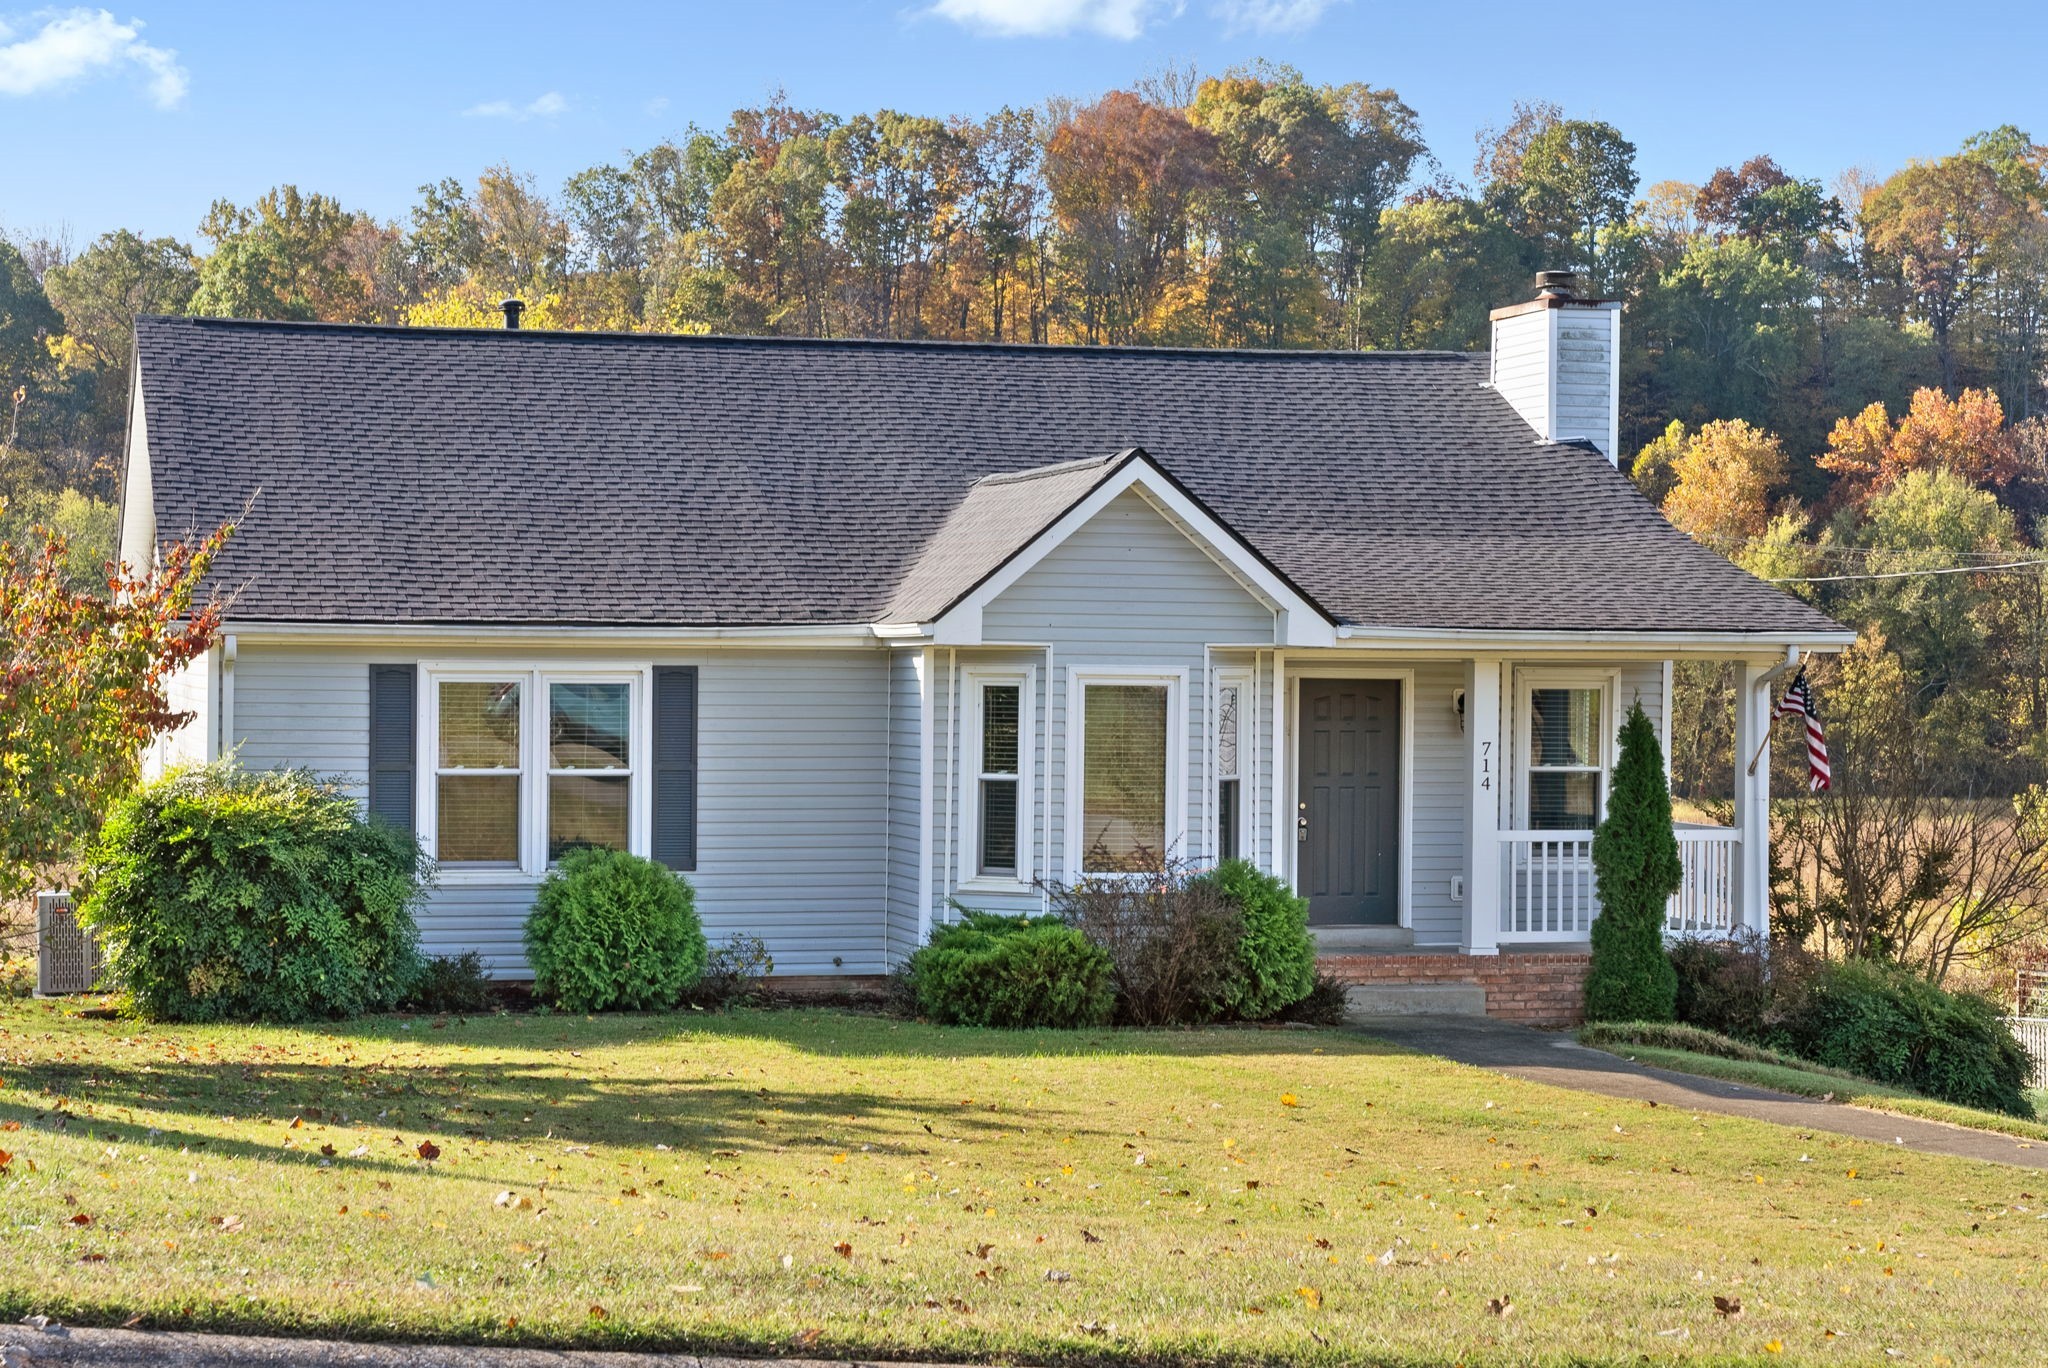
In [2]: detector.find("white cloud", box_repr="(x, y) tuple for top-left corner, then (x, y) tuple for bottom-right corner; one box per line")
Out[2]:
(1212, 0), (1340, 34)
(0, 8), (187, 107)
(463, 90), (567, 121)
(927, 0), (1181, 40)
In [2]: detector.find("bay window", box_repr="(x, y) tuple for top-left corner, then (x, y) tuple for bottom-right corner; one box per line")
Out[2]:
(425, 667), (645, 874)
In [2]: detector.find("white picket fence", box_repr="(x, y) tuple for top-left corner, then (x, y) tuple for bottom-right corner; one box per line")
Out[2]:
(2008, 1017), (2048, 1089)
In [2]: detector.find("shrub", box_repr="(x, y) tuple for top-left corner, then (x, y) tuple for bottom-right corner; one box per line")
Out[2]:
(1273, 970), (1351, 1026)
(404, 951), (496, 1015)
(905, 910), (1114, 1029)
(1668, 929), (1776, 1040)
(1050, 856), (1243, 1026)
(1774, 958), (2035, 1116)
(523, 848), (705, 1012)
(1195, 858), (1316, 1020)
(1586, 701), (1682, 1023)
(78, 765), (426, 1023)
(691, 932), (775, 1010)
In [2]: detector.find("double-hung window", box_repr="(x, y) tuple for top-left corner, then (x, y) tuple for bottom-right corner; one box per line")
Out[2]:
(960, 667), (1034, 886)
(1519, 674), (1611, 830)
(1071, 671), (1185, 875)
(427, 668), (645, 874)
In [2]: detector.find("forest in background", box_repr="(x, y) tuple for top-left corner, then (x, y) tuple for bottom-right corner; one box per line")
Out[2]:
(4, 63), (2048, 985)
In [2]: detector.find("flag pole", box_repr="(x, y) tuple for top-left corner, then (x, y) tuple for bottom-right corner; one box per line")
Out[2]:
(1744, 652), (1807, 777)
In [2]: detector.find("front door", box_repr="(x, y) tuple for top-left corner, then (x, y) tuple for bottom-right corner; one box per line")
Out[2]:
(1297, 679), (1400, 926)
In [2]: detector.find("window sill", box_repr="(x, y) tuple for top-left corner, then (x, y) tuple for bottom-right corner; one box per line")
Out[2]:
(955, 876), (1037, 898)
(434, 868), (545, 887)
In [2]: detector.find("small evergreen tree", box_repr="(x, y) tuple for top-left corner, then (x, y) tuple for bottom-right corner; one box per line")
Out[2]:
(1584, 701), (1683, 1022)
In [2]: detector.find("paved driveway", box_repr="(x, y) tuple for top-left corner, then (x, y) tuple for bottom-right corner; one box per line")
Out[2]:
(1351, 1014), (2048, 1170)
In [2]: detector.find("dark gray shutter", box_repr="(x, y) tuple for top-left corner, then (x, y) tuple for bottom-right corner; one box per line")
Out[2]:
(651, 666), (699, 871)
(367, 665), (417, 830)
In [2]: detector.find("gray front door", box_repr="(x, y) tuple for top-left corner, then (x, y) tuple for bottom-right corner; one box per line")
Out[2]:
(1297, 679), (1400, 926)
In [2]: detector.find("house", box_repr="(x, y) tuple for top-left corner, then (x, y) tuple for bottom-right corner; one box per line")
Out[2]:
(118, 274), (1853, 1022)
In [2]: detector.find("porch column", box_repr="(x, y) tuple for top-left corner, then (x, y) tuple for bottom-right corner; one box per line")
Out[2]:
(1732, 659), (1774, 939)
(1462, 657), (1504, 954)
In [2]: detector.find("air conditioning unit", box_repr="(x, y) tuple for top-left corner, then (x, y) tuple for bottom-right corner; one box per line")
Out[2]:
(36, 891), (100, 996)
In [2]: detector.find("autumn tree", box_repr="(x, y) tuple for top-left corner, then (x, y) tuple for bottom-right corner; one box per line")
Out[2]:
(1819, 385), (2020, 501)
(188, 186), (370, 321)
(1649, 418), (1790, 549)
(1, 515), (232, 906)
(1861, 153), (2020, 392)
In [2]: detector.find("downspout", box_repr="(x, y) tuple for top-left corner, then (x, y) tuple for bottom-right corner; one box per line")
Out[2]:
(941, 648), (958, 922)
(218, 634), (237, 762)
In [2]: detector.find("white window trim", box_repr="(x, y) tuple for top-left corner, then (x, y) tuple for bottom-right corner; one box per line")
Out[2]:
(417, 662), (654, 884)
(956, 664), (1037, 893)
(1512, 667), (1621, 831)
(1064, 666), (1189, 879)
(1210, 666), (1254, 864)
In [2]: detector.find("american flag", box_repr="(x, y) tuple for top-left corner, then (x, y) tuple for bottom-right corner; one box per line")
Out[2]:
(1776, 669), (1831, 793)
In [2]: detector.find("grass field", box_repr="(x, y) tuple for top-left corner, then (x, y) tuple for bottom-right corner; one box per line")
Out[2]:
(2, 999), (2044, 1366)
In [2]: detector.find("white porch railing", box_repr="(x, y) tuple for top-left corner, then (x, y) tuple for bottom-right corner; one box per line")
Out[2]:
(1498, 826), (1741, 941)
(2007, 1018), (2048, 1089)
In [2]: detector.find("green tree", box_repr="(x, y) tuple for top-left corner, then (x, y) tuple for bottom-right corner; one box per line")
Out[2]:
(1511, 119), (1639, 290)
(189, 186), (367, 321)
(1585, 701), (1682, 1023)
(0, 238), (60, 422)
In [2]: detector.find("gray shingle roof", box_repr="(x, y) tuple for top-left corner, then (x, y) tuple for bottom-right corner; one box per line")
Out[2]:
(132, 315), (1844, 637)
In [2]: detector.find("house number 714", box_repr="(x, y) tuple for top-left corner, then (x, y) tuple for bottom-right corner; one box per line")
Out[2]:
(1479, 739), (1492, 790)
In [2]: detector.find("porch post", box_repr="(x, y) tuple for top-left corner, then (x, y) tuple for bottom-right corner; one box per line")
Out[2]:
(1462, 657), (1503, 954)
(1732, 659), (1773, 939)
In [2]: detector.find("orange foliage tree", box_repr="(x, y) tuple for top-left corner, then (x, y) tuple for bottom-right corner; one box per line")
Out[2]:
(1818, 386), (2019, 504)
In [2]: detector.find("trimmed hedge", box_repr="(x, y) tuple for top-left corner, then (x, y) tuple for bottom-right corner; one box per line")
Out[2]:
(523, 848), (706, 1012)
(79, 765), (426, 1023)
(1774, 959), (2034, 1117)
(1196, 858), (1316, 1020)
(906, 911), (1114, 1029)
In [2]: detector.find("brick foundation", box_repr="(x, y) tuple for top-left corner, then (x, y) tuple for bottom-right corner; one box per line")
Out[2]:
(1319, 952), (1591, 1027)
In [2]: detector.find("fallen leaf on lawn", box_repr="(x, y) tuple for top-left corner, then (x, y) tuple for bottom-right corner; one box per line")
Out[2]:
(1081, 1229), (1102, 1244)
(494, 1191), (533, 1211)
(319, 1144), (337, 1158)
(588, 1304), (607, 1320)
(214, 1215), (244, 1233)
(1487, 1295), (1514, 1317)
(1714, 1295), (1742, 1318)
(1045, 1268), (1072, 1282)
(1280, 1093), (1300, 1107)
(416, 1140), (441, 1161)
(289, 1116), (303, 1129)
(67, 1212), (92, 1226)
(1296, 1286), (1322, 1309)
(1765, 1341), (1784, 1354)
(973, 1242), (993, 1259)
(833, 1241), (853, 1258)
(120, 1313), (144, 1329)
(348, 1145), (370, 1158)
(78, 1252), (106, 1263)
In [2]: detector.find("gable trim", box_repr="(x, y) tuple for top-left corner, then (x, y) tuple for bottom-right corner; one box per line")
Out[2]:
(915, 450), (1337, 648)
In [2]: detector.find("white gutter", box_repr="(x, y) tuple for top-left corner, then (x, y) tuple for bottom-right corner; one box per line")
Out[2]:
(1331, 625), (1857, 654)
(225, 621), (885, 649)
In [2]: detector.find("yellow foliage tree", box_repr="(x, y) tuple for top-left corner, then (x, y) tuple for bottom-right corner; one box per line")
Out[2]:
(1658, 419), (1788, 549)
(1818, 386), (2018, 503)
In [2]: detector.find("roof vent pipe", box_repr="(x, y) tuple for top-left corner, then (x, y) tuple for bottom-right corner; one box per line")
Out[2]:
(501, 298), (524, 330)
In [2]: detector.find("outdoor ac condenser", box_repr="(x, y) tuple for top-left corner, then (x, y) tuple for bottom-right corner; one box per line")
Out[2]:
(35, 891), (99, 996)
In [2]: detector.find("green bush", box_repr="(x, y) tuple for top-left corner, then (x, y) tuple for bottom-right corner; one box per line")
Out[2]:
(906, 910), (1114, 1029)
(691, 932), (775, 1010)
(403, 951), (497, 1014)
(1196, 858), (1316, 1020)
(1773, 958), (2035, 1117)
(78, 765), (426, 1022)
(1586, 702), (1682, 1023)
(523, 848), (706, 1012)
(1668, 930), (1775, 1040)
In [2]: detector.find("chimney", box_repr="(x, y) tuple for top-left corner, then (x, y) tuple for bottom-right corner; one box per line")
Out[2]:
(501, 298), (525, 330)
(1488, 271), (1622, 465)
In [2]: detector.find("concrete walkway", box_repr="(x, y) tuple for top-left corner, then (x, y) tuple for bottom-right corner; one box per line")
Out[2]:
(1351, 1014), (2048, 1170)
(1, 1324), (956, 1368)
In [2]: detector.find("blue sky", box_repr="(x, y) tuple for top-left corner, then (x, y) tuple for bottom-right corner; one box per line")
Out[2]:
(3, 0), (2044, 247)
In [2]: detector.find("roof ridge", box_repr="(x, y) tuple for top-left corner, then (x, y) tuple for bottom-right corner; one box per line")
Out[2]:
(133, 313), (1488, 363)
(972, 451), (1128, 487)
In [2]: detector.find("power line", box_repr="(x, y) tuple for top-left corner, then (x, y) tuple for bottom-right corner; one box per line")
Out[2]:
(1769, 557), (2048, 584)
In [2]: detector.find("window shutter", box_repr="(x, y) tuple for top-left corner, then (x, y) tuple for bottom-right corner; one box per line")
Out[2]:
(651, 666), (699, 871)
(367, 665), (417, 830)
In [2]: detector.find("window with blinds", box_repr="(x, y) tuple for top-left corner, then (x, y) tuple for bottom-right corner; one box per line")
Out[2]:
(436, 680), (523, 865)
(1215, 681), (1241, 862)
(1081, 683), (1169, 873)
(978, 683), (1021, 877)
(1527, 684), (1603, 829)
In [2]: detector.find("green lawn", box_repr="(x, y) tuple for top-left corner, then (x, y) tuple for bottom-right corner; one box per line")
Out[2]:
(1, 1000), (2044, 1366)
